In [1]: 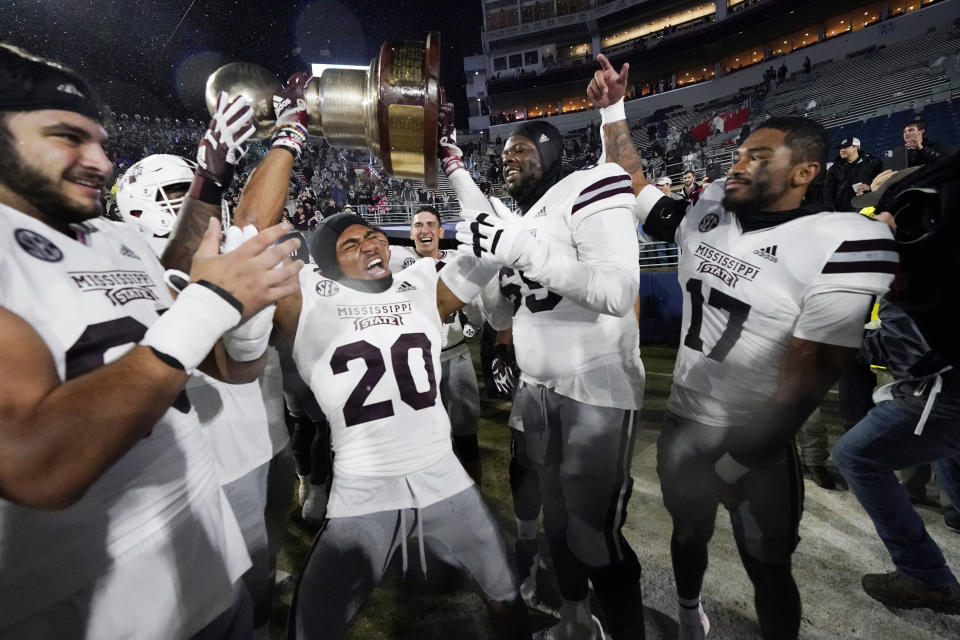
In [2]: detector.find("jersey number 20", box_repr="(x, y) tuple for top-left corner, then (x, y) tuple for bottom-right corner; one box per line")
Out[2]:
(331, 333), (437, 427)
(683, 278), (751, 362)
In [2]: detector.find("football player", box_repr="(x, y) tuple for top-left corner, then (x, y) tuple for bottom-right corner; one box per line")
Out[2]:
(448, 113), (646, 637)
(0, 44), (302, 638)
(589, 53), (897, 640)
(115, 153), (196, 254)
(169, 73), (531, 640)
(115, 136), (290, 631)
(389, 204), (485, 485)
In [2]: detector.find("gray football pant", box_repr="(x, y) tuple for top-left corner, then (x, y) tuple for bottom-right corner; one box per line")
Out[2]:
(290, 486), (518, 640)
(514, 383), (641, 600)
(657, 411), (804, 563)
(440, 345), (480, 437)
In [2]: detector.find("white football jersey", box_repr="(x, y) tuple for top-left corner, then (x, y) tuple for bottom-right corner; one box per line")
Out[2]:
(668, 181), (897, 427)
(293, 259), (472, 515)
(389, 245), (481, 361)
(495, 163), (644, 408)
(0, 204), (248, 638)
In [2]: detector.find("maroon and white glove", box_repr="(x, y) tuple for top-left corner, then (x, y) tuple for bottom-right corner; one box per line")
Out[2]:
(438, 89), (464, 176)
(189, 92), (256, 204)
(272, 71), (312, 158)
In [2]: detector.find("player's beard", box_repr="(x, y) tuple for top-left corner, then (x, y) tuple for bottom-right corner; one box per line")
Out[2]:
(0, 134), (104, 224)
(722, 169), (784, 215)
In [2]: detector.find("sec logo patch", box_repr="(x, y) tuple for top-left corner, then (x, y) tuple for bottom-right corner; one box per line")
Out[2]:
(315, 280), (340, 297)
(699, 213), (720, 233)
(15, 228), (63, 262)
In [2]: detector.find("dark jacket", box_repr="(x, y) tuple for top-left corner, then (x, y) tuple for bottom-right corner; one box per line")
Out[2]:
(907, 141), (945, 167)
(822, 151), (883, 211)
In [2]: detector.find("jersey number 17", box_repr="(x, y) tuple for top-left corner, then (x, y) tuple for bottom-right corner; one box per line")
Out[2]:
(683, 278), (752, 362)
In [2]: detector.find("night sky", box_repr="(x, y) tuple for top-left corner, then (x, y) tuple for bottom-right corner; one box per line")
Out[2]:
(0, 0), (482, 126)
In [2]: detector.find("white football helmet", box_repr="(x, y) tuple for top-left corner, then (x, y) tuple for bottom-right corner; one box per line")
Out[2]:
(116, 154), (196, 237)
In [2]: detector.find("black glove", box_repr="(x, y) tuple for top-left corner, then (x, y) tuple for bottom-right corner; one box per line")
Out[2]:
(491, 343), (519, 395)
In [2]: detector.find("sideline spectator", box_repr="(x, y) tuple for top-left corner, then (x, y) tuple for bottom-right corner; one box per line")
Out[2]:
(679, 170), (702, 205)
(823, 137), (883, 212)
(904, 120), (945, 167)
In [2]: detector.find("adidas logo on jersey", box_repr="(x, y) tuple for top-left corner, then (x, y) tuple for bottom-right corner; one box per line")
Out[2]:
(533, 206), (547, 217)
(119, 244), (141, 260)
(753, 245), (779, 263)
(396, 280), (417, 293)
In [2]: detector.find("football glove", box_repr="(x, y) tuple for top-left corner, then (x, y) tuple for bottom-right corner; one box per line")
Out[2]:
(196, 92), (256, 187)
(455, 208), (534, 268)
(438, 89), (465, 176)
(491, 343), (519, 395)
(272, 72), (312, 157)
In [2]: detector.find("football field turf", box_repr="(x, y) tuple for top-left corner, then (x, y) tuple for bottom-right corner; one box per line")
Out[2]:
(269, 343), (960, 639)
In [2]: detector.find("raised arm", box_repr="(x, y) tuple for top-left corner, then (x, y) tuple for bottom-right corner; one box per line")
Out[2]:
(438, 98), (500, 213)
(587, 54), (648, 195)
(235, 72), (313, 230)
(455, 169), (639, 317)
(162, 92), (256, 272)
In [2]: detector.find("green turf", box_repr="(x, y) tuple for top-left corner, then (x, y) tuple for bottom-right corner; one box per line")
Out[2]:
(267, 341), (843, 638)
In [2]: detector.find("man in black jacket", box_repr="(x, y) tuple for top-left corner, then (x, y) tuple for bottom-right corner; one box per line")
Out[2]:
(904, 119), (945, 167)
(823, 137), (882, 211)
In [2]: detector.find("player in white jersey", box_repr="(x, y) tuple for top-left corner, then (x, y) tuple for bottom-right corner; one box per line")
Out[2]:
(0, 44), (302, 639)
(590, 53), (897, 640)
(389, 204), (484, 485)
(192, 73), (531, 640)
(116, 139), (291, 631)
(450, 116), (646, 639)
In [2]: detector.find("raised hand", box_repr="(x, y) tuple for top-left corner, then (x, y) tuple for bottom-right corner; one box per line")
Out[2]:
(438, 88), (465, 176)
(273, 71), (312, 129)
(196, 92), (256, 187)
(587, 53), (629, 108)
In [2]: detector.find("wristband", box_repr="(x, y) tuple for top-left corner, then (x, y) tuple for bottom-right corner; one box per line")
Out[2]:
(599, 98), (626, 124)
(223, 305), (275, 362)
(440, 154), (465, 176)
(141, 282), (243, 373)
(272, 123), (308, 158)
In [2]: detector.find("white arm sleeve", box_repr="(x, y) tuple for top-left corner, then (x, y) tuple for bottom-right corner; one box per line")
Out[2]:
(478, 275), (513, 331)
(521, 205), (639, 317)
(793, 290), (874, 348)
(598, 99), (626, 165)
(438, 252), (501, 305)
(448, 168), (497, 214)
